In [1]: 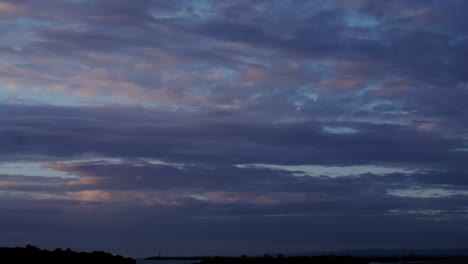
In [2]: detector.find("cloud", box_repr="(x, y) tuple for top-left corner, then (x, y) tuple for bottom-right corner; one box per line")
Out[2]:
(3, 160), (468, 256)
(1, 0), (468, 256)
(1, 104), (467, 168)
(0, 1), (24, 14)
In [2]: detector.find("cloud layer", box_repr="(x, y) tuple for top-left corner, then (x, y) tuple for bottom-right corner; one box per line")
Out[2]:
(1, 0), (468, 257)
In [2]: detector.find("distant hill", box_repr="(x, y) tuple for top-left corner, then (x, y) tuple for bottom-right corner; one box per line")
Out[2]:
(0, 244), (135, 264)
(290, 248), (468, 257)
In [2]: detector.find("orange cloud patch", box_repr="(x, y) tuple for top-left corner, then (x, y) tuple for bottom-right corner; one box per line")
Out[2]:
(0, 61), (200, 105)
(371, 81), (411, 97)
(204, 191), (247, 204)
(68, 190), (111, 202)
(314, 60), (372, 91)
(204, 72), (223, 81)
(50, 163), (100, 186)
(315, 75), (366, 91)
(67, 176), (100, 186)
(0, 1), (24, 13)
(242, 66), (273, 82)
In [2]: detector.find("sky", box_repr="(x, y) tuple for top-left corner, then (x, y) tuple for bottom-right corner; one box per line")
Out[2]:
(1, 0), (468, 258)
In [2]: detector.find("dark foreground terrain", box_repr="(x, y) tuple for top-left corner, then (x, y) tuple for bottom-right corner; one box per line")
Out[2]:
(0, 245), (135, 264)
(198, 256), (367, 264)
(3, 245), (468, 264)
(147, 255), (468, 264)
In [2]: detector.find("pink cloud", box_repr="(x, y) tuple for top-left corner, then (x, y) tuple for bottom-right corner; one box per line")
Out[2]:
(68, 190), (111, 202)
(0, 1), (24, 14)
(0, 61), (201, 106)
(199, 191), (306, 205)
(242, 65), (273, 82)
(204, 72), (224, 81)
(313, 60), (373, 91)
(371, 81), (411, 97)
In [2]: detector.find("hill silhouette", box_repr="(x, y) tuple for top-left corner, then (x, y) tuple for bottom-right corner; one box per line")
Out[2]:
(0, 244), (135, 264)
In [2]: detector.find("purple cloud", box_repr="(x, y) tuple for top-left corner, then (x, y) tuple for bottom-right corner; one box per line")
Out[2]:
(1, 0), (468, 258)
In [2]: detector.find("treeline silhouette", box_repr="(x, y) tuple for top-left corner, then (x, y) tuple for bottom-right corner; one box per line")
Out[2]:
(0, 244), (135, 264)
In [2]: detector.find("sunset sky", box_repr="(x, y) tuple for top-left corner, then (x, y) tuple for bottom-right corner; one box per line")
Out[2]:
(1, 0), (468, 258)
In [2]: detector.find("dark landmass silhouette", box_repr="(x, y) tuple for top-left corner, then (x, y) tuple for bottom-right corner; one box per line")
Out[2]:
(291, 248), (468, 257)
(0, 244), (135, 264)
(4, 245), (468, 264)
(197, 256), (367, 264)
(147, 255), (371, 264)
(146, 255), (468, 264)
(146, 250), (468, 264)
